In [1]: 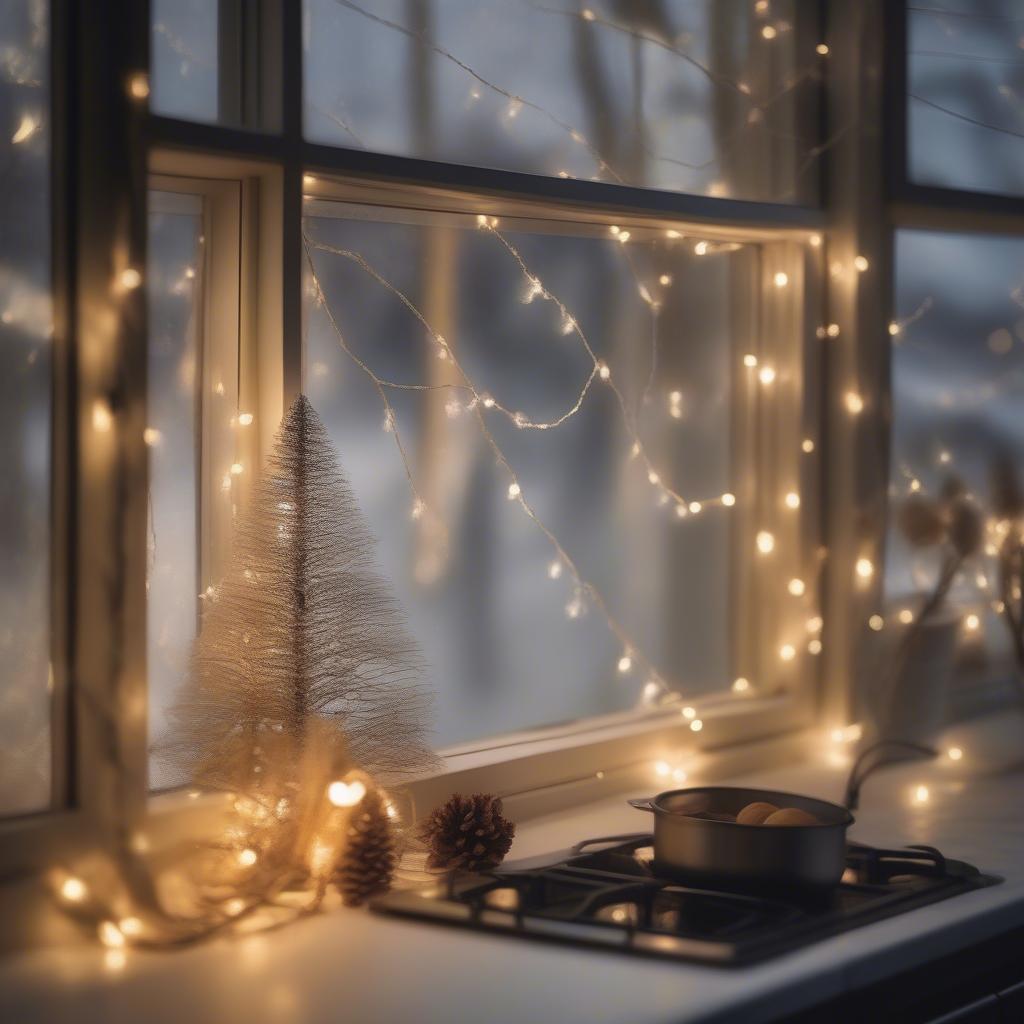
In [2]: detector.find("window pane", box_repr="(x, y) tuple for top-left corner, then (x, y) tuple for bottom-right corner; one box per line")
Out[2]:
(147, 191), (204, 789)
(152, 0), (219, 123)
(0, 0), (51, 814)
(304, 0), (818, 204)
(304, 204), (756, 747)
(908, 2), (1024, 196)
(887, 230), (1024, 717)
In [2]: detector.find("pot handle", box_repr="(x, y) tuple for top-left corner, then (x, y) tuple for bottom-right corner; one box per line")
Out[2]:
(627, 797), (655, 812)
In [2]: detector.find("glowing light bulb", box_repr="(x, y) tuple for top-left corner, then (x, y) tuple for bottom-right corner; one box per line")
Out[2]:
(912, 785), (929, 805)
(888, 322), (901, 337)
(898, 608), (913, 624)
(328, 779), (366, 807)
(126, 71), (149, 100)
(647, 471), (660, 485)
(143, 427), (161, 446)
(119, 917), (143, 938)
(507, 482), (521, 500)
(230, 462), (243, 475)
(762, 24), (777, 39)
(773, 271), (789, 288)
(11, 112), (40, 144)
(816, 43), (830, 55)
(964, 613), (980, 632)
(826, 323), (840, 338)
(758, 366), (776, 385)
(808, 639), (822, 654)
(809, 233), (822, 247)
(92, 400), (113, 433)
(743, 353), (758, 368)
(802, 438), (815, 453)
(238, 848), (258, 867)
(732, 677), (750, 693)
(119, 267), (142, 291)
(597, 362), (611, 381)
(617, 654), (633, 673)
(947, 746), (963, 761)
(688, 501), (702, 515)
(238, 412), (254, 426)
(690, 718), (703, 732)
(641, 680), (662, 704)
(655, 761), (671, 778)
(779, 644), (796, 662)
(99, 921), (125, 949)
(60, 877), (87, 902)
(694, 241), (708, 256)
(547, 560), (563, 580)
(855, 557), (874, 580)
(659, 274), (672, 286)
(845, 391), (864, 415)
(784, 492), (800, 509)
(682, 706), (696, 720)
(806, 616), (823, 633)
(756, 530), (775, 555)
(868, 614), (884, 631)
(665, 229), (681, 239)
(788, 578), (806, 597)
(853, 255), (869, 272)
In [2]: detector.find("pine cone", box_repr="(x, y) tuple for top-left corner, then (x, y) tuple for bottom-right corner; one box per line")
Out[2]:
(420, 793), (515, 872)
(335, 790), (396, 907)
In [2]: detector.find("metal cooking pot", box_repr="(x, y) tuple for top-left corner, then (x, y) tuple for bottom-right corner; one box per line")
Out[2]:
(628, 786), (854, 889)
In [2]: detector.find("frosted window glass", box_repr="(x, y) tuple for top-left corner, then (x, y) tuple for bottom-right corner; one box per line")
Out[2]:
(909, 2), (1024, 196)
(147, 192), (204, 789)
(887, 230), (1024, 703)
(304, 0), (815, 203)
(0, 0), (52, 815)
(304, 205), (745, 747)
(152, 0), (219, 123)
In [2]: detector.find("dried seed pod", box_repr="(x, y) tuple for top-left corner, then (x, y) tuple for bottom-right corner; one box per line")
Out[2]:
(897, 495), (946, 547)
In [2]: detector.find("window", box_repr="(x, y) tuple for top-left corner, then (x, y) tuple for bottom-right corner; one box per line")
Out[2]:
(886, 229), (1024, 715)
(304, 0), (819, 203)
(908, 2), (1024, 197)
(0, 0), (52, 815)
(9, 0), (917, 858)
(303, 200), (809, 745)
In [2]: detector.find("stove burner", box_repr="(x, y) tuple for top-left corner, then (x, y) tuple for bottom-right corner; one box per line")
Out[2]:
(372, 833), (1000, 966)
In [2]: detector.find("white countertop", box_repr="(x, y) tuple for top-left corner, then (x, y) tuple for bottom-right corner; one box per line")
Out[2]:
(3, 712), (1024, 1024)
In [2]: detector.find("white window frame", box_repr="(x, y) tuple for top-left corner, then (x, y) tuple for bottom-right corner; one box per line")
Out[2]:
(14, 0), (948, 884)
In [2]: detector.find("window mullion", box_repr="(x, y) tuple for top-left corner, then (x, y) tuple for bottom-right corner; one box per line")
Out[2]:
(71, 0), (151, 838)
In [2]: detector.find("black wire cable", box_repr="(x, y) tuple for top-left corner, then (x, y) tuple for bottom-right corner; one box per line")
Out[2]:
(843, 740), (938, 811)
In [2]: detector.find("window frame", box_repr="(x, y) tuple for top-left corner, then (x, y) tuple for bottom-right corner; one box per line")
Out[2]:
(12, 0), (932, 876)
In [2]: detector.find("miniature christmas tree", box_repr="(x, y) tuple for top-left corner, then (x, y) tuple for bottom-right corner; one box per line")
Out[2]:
(158, 394), (438, 800)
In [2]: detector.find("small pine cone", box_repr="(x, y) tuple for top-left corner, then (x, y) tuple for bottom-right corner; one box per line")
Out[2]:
(420, 793), (515, 872)
(335, 790), (397, 908)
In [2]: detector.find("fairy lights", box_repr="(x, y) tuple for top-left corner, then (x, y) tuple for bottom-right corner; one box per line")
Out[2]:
(732, 677), (750, 693)
(855, 557), (874, 580)
(788, 578), (806, 596)
(11, 111), (39, 144)
(756, 530), (776, 555)
(60, 876), (87, 903)
(947, 746), (963, 762)
(327, 779), (367, 807)
(126, 71), (149, 100)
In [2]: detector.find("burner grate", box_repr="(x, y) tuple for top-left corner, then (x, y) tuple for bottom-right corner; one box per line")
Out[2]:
(372, 834), (1001, 966)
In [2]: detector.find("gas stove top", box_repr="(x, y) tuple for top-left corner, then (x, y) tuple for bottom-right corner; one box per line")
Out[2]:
(372, 833), (1001, 965)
